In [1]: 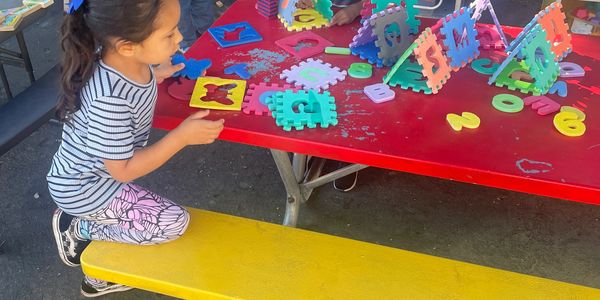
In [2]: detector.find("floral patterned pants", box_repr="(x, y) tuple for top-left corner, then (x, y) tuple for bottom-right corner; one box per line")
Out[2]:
(77, 184), (190, 244)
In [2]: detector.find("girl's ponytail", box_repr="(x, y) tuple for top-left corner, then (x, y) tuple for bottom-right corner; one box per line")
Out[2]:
(56, 8), (96, 121)
(55, 0), (162, 121)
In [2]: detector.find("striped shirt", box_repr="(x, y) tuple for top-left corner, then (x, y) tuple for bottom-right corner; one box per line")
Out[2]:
(47, 61), (157, 216)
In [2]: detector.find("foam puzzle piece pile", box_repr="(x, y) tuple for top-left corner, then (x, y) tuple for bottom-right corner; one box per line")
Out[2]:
(265, 89), (338, 131)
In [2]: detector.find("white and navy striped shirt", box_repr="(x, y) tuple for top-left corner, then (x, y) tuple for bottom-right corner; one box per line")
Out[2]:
(47, 61), (157, 216)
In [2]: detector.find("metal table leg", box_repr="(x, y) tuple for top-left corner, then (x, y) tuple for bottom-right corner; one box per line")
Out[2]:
(271, 150), (306, 227)
(0, 64), (12, 99)
(16, 31), (35, 84)
(270, 149), (369, 227)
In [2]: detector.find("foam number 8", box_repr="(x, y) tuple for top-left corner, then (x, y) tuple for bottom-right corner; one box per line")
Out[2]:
(348, 63), (373, 79)
(446, 112), (480, 131)
(553, 111), (586, 137)
(492, 94), (524, 113)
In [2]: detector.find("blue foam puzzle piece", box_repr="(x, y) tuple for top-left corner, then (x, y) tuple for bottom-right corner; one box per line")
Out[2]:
(171, 53), (212, 79)
(278, 0), (300, 27)
(548, 80), (567, 97)
(350, 41), (383, 68)
(224, 63), (251, 80)
(207, 22), (263, 48)
(439, 7), (480, 69)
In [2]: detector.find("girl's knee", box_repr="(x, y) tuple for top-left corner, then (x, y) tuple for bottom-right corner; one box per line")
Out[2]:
(160, 205), (190, 242)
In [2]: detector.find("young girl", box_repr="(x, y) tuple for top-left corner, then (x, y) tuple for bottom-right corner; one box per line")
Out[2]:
(47, 0), (224, 297)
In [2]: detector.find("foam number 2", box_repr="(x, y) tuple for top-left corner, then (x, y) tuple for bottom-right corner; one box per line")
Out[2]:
(553, 109), (586, 137)
(446, 112), (480, 131)
(364, 83), (395, 103)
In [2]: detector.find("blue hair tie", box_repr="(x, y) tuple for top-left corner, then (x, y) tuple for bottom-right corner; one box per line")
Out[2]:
(67, 0), (85, 14)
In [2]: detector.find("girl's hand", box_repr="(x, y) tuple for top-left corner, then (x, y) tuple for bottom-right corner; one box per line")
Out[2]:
(330, 2), (362, 26)
(296, 0), (314, 9)
(172, 110), (225, 146)
(154, 61), (185, 84)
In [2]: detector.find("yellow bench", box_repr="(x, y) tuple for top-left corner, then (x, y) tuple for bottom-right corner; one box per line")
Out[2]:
(82, 208), (600, 299)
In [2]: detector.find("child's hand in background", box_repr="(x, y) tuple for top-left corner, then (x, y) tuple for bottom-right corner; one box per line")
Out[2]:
(154, 60), (185, 84)
(173, 110), (225, 146)
(296, 0), (314, 9)
(330, 1), (362, 26)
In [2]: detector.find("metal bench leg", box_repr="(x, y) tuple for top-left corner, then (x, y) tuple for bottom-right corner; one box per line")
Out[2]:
(16, 31), (35, 84)
(0, 64), (12, 99)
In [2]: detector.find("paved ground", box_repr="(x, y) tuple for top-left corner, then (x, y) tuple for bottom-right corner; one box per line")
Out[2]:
(2, 1), (600, 299)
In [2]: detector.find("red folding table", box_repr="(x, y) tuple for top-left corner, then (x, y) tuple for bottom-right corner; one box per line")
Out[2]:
(154, 0), (600, 226)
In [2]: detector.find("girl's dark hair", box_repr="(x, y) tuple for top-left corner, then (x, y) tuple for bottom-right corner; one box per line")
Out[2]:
(57, 0), (163, 121)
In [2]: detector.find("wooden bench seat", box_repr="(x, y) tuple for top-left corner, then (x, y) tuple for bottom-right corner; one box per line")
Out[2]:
(81, 207), (600, 299)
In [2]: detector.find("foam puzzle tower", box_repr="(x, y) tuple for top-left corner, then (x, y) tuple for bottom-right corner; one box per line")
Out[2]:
(349, 6), (417, 67)
(489, 1), (571, 95)
(383, 6), (480, 94)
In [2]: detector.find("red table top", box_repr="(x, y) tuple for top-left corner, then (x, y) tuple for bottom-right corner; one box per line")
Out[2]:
(154, 0), (600, 205)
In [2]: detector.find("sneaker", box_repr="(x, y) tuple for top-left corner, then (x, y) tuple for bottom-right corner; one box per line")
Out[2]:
(52, 208), (90, 267)
(81, 279), (133, 298)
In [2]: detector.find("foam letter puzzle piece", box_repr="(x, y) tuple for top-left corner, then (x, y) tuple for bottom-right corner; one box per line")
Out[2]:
(314, 0), (333, 21)
(559, 62), (585, 78)
(493, 59), (541, 95)
(446, 112), (480, 131)
(224, 63), (251, 80)
(537, 2), (572, 61)
(265, 89), (338, 131)
(348, 63), (373, 79)
(470, 58), (499, 75)
(413, 27), (452, 94)
(280, 8), (329, 31)
(492, 94), (524, 113)
(365, 0), (420, 34)
(370, 6), (414, 67)
(476, 24), (504, 50)
(439, 7), (480, 70)
(364, 83), (395, 103)
(523, 95), (560, 115)
(280, 58), (347, 91)
(171, 53), (212, 79)
(350, 42), (384, 68)
(189, 76), (247, 111)
(520, 25), (559, 93)
(548, 80), (567, 97)
(207, 21), (263, 48)
(385, 60), (432, 94)
(553, 111), (585, 137)
(242, 82), (299, 116)
(278, 0), (300, 27)
(275, 31), (334, 59)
